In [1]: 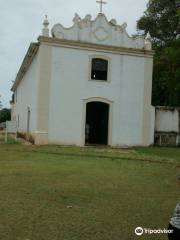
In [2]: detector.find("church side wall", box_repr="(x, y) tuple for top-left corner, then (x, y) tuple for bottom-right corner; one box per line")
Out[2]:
(35, 44), (52, 145)
(48, 46), (152, 146)
(142, 57), (154, 145)
(15, 54), (39, 135)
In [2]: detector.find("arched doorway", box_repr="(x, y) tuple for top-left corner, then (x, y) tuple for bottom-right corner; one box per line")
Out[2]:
(85, 101), (109, 145)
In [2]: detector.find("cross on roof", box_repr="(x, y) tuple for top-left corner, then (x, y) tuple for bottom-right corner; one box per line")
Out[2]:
(96, 0), (107, 13)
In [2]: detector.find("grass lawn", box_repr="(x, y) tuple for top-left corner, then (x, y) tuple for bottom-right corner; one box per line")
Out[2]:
(0, 133), (180, 240)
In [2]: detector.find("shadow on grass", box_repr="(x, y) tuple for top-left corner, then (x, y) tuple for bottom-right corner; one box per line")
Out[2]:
(3, 146), (180, 167)
(1, 131), (179, 166)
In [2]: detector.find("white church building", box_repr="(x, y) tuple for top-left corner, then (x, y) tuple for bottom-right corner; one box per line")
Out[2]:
(11, 10), (155, 146)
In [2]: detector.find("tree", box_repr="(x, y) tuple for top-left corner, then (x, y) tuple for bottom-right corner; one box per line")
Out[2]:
(152, 41), (180, 106)
(137, 0), (180, 106)
(0, 108), (11, 123)
(137, 0), (180, 46)
(0, 95), (2, 110)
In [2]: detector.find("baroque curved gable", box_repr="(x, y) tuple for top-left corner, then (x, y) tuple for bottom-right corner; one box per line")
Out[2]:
(51, 13), (152, 50)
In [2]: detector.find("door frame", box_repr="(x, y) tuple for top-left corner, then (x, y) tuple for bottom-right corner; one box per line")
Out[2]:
(82, 97), (113, 146)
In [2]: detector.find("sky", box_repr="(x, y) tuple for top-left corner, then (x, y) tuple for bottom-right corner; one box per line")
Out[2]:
(0, 0), (148, 108)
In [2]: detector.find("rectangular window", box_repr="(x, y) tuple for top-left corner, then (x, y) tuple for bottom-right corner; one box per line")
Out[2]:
(91, 58), (108, 81)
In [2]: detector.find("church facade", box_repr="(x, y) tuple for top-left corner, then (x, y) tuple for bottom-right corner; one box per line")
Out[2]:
(11, 13), (155, 146)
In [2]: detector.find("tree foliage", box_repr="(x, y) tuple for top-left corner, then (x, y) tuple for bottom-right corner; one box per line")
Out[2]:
(137, 0), (180, 106)
(0, 96), (2, 110)
(0, 108), (11, 123)
(137, 0), (180, 46)
(153, 41), (180, 106)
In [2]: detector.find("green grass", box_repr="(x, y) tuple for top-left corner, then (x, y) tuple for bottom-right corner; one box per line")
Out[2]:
(0, 132), (180, 240)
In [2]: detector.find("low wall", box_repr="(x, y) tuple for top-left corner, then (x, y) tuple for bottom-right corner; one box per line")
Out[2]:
(0, 122), (6, 130)
(155, 107), (180, 146)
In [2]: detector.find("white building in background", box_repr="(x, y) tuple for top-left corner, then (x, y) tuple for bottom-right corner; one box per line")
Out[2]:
(11, 12), (155, 146)
(155, 107), (180, 146)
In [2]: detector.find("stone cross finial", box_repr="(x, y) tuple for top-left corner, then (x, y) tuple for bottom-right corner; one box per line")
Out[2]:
(96, 0), (107, 13)
(42, 15), (49, 37)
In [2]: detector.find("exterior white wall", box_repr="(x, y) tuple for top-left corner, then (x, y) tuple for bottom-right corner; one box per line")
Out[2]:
(155, 109), (179, 133)
(15, 54), (39, 134)
(11, 103), (16, 121)
(48, 46), (153, 146)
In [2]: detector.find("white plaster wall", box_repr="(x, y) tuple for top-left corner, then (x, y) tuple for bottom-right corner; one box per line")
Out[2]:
(15, 54), (39, 133)
(52, 14), (149, 50)
(155, 109), (179, 132)
(116, 55), (145, 145)
(48, 46), (152, 146)
(11, 103), (16, 121)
